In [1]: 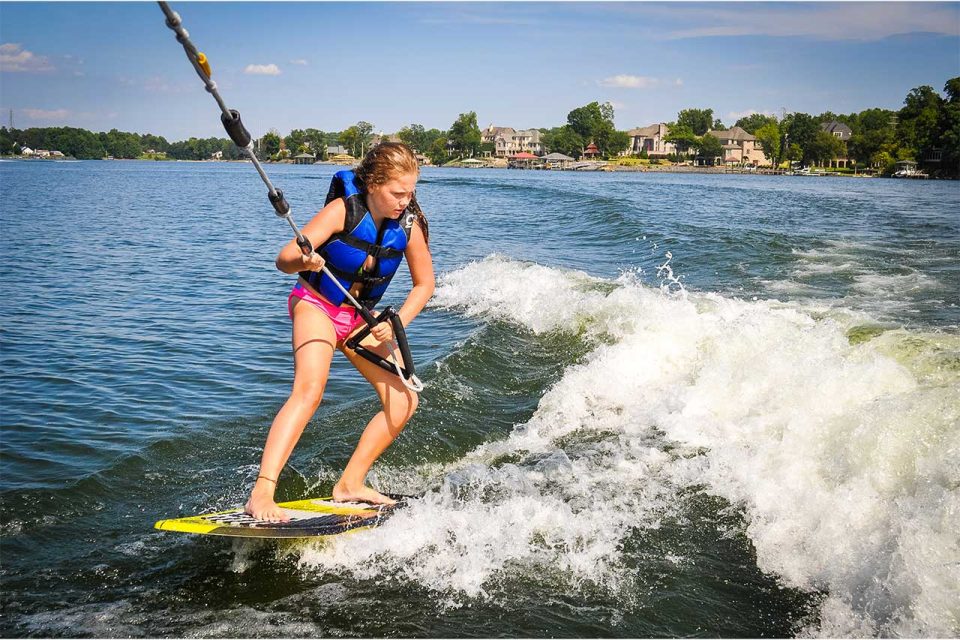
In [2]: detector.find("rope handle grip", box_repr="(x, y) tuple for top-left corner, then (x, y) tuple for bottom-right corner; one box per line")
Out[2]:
(345, 307), (415, 378)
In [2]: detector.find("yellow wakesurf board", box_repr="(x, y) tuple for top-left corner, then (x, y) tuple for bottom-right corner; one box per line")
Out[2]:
(155, 495), (408, 539)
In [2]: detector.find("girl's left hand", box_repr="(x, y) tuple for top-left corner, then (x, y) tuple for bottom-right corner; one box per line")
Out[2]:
(370, 317), (394, 343)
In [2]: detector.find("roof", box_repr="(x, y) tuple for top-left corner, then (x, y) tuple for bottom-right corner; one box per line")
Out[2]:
(628, 124), (664, 137)
(706, 126), (755, 142)
(543, 152), (574, 161)
(585, 142), (600, 151)
(511, 152), (538, 159)
(294, 152), (315, 158)
(821, 121), (853, 138)
(820, 120), (853, 133)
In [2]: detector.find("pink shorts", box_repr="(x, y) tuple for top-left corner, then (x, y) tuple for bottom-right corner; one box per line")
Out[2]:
(288, 282), (366, 341)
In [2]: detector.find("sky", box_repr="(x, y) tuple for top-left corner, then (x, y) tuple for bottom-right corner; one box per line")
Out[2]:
(1, 1), (959, 141)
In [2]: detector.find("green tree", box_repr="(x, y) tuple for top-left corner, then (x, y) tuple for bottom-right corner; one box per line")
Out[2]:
(808, 130), (846, 166)
(566, 101), (621, 155)
(0, 127), (18, 154)
(754, 122), (782, 167)
(259, 131), (282, 159)
(302, 128), (326, 159)
(784, 113), (819, 165)
(897, 85), (942, 159)
(566, 102), (604, 140)
(677, 108), (714, 136)
(607, 130), (631, 157)
(848, 108), (897, 167)
(339, 126), (360, 157)
(697, 134), (724, 164)
(786, 143), (803, 164)
(284, 129), (307, 155)
(355, 121), (374, 156)
(665, 124), (698, 157)
(426, 137), (449, 165)
(139, 133), (169, 152)
(541, 125), (584, 158)
(398, 124), (427, 151)
(448, 111), (482, 157)
(735, 113), (777, 134)
(101, 129), (142, 159)
(938, 77), (960, 177)
(712, 119), (726, 131)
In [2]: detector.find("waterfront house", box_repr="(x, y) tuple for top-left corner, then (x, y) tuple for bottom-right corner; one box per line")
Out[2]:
(705, 126), (767, 165)
(625, 123), (676, 158)
(326, 145), (350, 157)
(294, 152), (316, 165)
(20, 146), (34, 156)
(819, 121), (853, 168)
(821, 121), (852, 141)
(481, 125), (543, 157)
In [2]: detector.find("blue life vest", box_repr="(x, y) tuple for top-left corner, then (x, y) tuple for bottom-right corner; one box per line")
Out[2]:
(300, 170), (415, 308)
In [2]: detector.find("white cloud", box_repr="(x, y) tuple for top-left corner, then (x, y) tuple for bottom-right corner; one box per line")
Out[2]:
(0, 43), (54, 73)
(23, 108), (71, 120)
(244, 63), (281, 76)
(290, 58), (308, 66)
(599, 74), (660, 89)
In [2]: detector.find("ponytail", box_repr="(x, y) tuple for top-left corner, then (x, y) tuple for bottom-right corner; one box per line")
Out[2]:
(407, 193), (429, 246)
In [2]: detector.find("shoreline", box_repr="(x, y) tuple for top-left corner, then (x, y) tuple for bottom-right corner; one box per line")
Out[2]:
(1, 155), (939, 179)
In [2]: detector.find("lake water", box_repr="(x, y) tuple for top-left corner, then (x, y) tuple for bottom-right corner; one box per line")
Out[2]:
(1, 160), (958, 637)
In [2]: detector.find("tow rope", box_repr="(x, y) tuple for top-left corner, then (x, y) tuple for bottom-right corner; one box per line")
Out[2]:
(157, 1), (422, 392)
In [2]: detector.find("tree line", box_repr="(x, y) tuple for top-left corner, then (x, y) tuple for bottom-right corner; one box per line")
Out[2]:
(2, 76), (955, 176)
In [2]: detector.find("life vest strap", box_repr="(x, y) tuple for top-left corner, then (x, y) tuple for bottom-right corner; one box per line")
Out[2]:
(322, 263), (392, 287)
(334, 234), (404, 259)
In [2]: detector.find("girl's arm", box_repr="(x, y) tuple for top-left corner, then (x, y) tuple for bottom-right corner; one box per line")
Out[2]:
(397, 223), (435, 327)
(274, 198), (347, 274)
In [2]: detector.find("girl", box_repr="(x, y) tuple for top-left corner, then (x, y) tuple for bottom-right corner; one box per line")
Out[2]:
(246, 142), (434, 522)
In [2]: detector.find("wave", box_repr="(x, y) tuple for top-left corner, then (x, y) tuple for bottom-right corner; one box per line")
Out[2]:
(294, 255), (958, 637)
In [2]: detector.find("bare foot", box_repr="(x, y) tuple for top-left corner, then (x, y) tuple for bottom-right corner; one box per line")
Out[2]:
(245, 487), (290, 522)
(332, 482), (396, 506)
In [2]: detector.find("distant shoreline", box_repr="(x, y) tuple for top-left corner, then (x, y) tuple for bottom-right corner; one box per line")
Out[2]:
(2, 155), (938, 179)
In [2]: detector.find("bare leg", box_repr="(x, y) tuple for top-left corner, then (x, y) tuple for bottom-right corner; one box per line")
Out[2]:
(245, 298), (336, 521)
(333, 333), (419, 504)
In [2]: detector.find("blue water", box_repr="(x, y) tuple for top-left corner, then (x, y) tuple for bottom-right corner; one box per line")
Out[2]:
(2, 160), (958, 637)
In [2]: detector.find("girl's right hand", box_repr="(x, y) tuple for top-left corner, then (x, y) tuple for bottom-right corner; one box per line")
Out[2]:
(300, 252), (325, 272)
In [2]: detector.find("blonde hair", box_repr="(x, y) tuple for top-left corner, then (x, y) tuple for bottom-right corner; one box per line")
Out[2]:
(355, 142), (429, 245)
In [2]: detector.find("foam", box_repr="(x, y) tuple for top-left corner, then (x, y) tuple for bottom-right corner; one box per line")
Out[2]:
(300, 256), (959, 636)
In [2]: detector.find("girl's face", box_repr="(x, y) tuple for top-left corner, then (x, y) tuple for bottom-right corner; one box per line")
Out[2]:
(367, 171), (418, 220)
